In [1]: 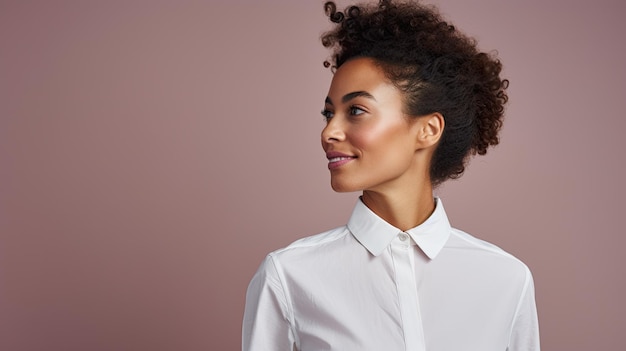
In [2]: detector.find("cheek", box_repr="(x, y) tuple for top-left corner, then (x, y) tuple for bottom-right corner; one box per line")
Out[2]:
(352, 122), (406, 153)
(351, 128), (377, 150)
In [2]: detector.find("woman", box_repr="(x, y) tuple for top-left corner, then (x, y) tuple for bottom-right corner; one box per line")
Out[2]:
(243, 1), (539, 350)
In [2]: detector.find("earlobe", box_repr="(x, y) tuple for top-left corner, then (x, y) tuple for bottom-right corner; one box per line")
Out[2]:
(416, 112), (444, 148)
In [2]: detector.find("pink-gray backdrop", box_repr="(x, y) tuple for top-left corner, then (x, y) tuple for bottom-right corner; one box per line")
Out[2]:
(1, 0), (624, 350)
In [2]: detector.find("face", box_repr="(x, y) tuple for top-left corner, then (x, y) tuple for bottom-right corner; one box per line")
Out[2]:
(321, 57), (424, 193)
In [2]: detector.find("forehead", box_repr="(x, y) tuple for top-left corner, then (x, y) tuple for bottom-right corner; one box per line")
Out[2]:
(327, 57), (398, 101)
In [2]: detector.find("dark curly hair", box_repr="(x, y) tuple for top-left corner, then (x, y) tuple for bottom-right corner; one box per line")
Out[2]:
(321, 0), (509, 186)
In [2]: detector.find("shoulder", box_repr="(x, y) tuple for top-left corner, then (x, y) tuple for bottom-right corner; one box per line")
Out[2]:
(268, 225), (351, 258)
(445, 227), (533, 284)
(254, 225), (360, 281)
(252, 226), (351, 270)
(449, 227), (529, 264)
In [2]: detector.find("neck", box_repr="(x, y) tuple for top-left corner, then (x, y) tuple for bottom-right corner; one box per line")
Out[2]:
(361, 181), (435, 232)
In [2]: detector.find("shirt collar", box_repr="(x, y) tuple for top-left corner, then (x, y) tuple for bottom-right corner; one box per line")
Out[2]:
(347, 197), (451, 259)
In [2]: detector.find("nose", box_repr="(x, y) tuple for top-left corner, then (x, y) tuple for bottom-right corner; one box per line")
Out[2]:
(321, 117), (345, 144)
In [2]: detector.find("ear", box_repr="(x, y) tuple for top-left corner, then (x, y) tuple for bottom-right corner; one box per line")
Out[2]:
(415, 112), (445, 149)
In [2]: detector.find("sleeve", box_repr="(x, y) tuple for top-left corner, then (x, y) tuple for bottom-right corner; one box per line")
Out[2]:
(242, 254), (296, 351)
(507, 268), (540, 351)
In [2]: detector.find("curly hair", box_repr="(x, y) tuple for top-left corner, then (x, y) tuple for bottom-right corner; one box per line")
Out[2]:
(321, 0), (509, 186)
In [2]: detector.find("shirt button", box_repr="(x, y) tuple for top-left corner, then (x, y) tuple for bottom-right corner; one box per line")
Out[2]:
(398, 233), (408, 242)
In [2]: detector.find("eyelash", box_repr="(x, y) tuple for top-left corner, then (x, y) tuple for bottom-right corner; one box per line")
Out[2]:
(349, 106), (365, 115)
(320, 106), (365, 121)
(321, 109), (333, 121)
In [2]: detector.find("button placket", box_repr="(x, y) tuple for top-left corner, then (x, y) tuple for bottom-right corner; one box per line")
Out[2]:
(390, 233), (426, 350)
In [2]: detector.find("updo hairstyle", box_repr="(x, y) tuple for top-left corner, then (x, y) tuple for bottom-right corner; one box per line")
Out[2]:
(321, 0), (509, 185)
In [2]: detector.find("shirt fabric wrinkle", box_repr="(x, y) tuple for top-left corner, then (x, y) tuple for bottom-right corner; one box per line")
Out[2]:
(243, 197), (540, 351)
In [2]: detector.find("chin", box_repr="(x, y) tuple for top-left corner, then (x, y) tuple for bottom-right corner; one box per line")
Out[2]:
(330, 179), (362, 193)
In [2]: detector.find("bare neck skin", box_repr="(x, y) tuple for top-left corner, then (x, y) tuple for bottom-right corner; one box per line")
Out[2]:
(361, 160), (435, 232)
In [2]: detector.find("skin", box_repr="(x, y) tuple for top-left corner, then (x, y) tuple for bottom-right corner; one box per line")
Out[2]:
(321, 57), (444, 231)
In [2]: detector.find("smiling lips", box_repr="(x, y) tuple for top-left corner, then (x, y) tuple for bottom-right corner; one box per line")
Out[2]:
(326, 151), (357, 170)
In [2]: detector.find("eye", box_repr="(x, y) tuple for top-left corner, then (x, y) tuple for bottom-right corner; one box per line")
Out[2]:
(349, 106), (366, 116)
(321, 109), (334, 121)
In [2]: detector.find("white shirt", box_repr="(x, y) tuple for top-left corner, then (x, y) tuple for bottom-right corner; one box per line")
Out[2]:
(243, 198), (539, 351)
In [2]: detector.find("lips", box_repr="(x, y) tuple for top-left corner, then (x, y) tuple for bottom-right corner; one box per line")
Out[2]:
(326, 151), (357, 170)
(328, 156), (354, 162)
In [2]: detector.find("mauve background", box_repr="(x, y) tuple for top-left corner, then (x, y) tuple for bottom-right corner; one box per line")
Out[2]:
(1, 0), (624, 350)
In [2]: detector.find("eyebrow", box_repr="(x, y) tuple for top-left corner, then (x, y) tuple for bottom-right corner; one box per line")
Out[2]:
(325, 91), (376, 105)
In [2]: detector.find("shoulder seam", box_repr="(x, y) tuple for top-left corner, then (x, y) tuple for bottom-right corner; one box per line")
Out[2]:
(272, 226), (351, 254)
(506, 265), (532, 348)
(267, 253), (301, 347)
(450, 229), (525, 265)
